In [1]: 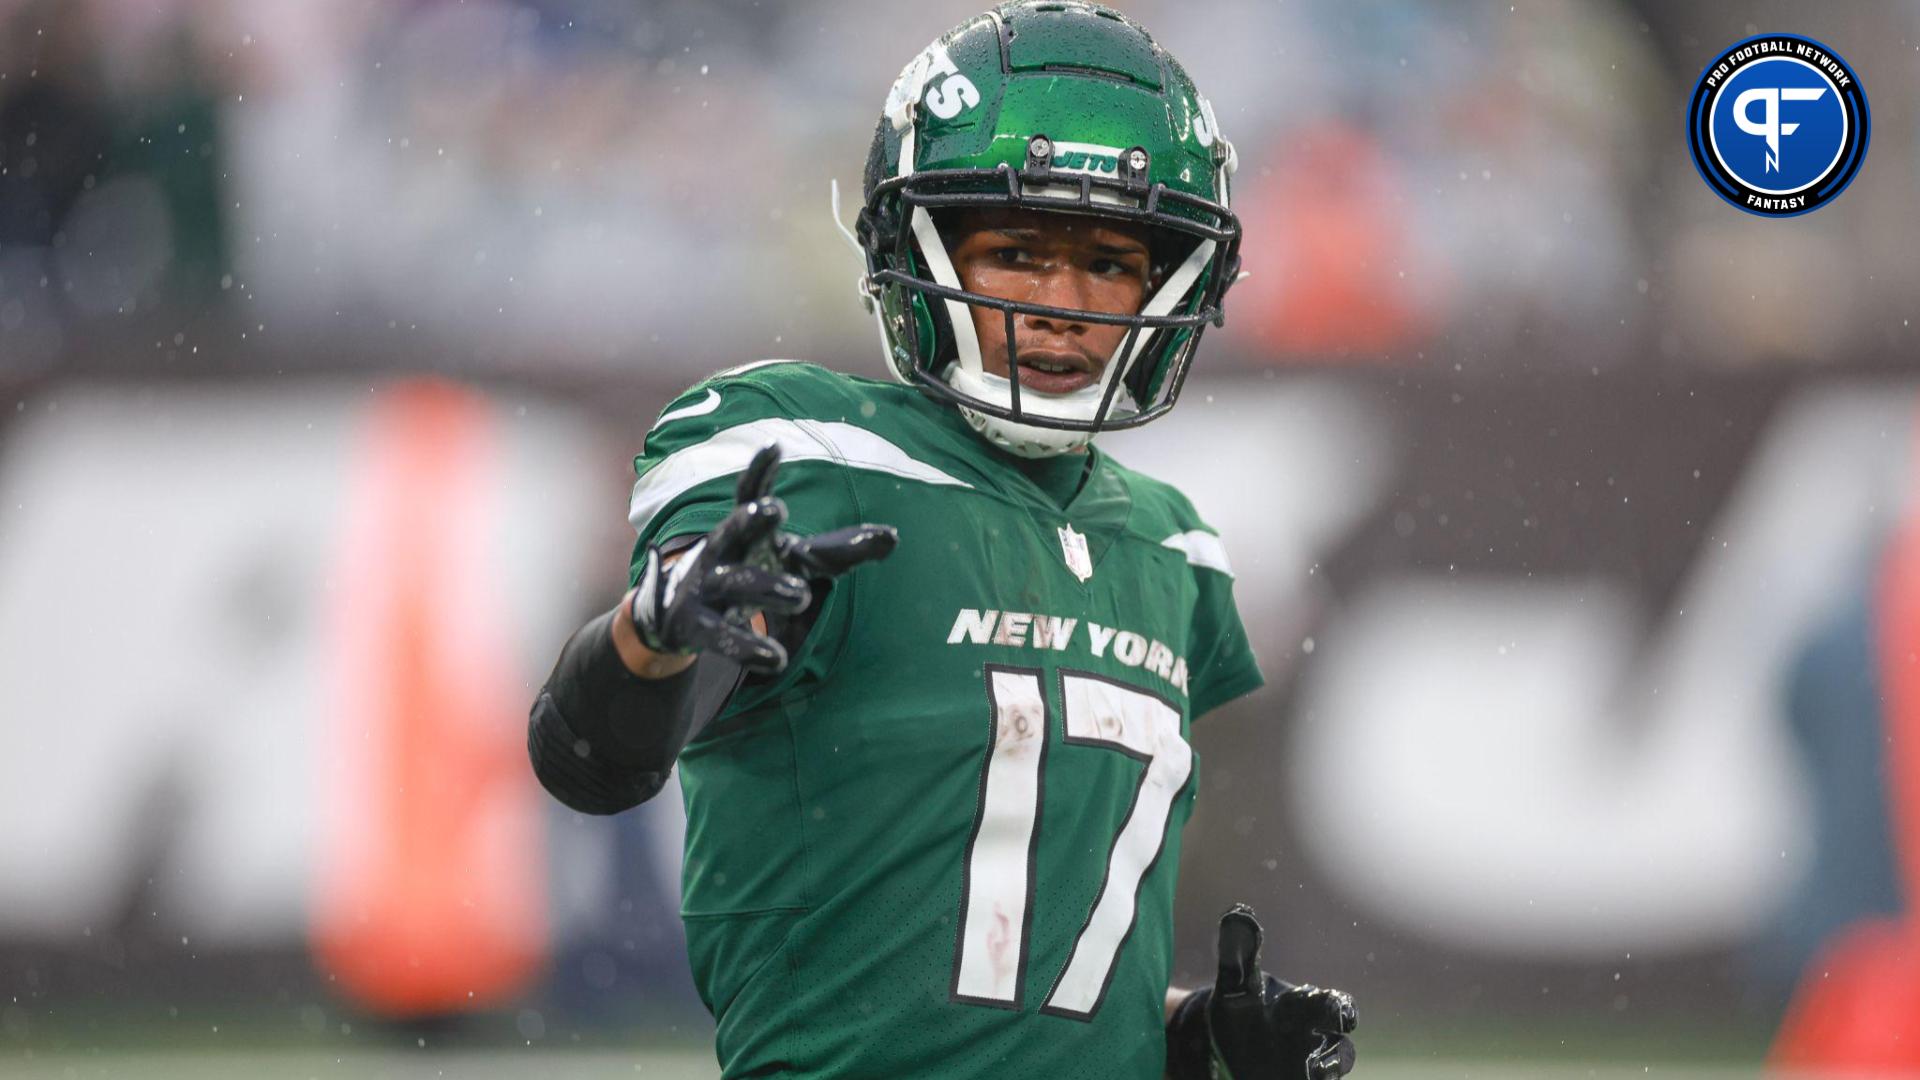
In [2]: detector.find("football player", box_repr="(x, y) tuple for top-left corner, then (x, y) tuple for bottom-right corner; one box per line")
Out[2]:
(528, 4), (1358, 1077)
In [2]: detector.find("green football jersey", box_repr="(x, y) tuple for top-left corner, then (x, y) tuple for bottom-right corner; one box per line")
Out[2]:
(626, 361), (1263, 1079)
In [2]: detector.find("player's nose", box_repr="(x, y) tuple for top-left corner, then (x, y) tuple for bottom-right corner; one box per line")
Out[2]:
(1019, 268), (1098, 336)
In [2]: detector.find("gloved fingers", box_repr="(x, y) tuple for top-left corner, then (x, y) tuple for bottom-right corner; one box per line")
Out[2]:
(689, 608), (789, 674)
(634, 545), (665, 606)
(1214, 903), (1265, 996)
(703, 563), (812, 616)
(629, 546), (671, 649)
(1305, 1035), (1356, 1080)
(734, 444), (782, 505)
(777, 523), (899, 577)
(708, 494), (789, 563)
(1277, 984), (1358, 1036)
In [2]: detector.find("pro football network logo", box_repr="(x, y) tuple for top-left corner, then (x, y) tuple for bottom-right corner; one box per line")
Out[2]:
(1687, 34), (1869, 217)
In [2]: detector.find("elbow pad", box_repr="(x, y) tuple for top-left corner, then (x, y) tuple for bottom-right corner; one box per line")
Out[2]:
(527, 609), (701, 815)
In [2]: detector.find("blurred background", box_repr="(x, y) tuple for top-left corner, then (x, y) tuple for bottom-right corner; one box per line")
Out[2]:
(2, 0), (1918, 1076)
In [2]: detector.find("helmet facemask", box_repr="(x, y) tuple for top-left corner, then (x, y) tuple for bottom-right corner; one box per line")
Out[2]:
(864, 146), (1237, 456)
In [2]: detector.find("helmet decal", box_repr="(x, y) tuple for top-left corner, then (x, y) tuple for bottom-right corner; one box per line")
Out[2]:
(1192, 94), (1220, 149)
(884, 39), (982, 132)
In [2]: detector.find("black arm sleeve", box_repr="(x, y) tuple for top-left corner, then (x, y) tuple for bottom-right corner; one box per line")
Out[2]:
(526, 608), (743, 816)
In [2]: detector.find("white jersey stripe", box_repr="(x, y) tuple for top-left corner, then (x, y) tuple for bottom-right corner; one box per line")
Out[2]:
(628, 417), (971, 535)
(1161, 529), (1234, 577)
(710, 358), (807, 379)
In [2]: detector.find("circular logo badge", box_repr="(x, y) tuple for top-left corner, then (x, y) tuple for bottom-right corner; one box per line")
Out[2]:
(1687, 34), (1869, 217)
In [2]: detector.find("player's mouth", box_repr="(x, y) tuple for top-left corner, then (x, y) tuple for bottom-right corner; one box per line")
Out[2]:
(1013, 350), (1100, 394)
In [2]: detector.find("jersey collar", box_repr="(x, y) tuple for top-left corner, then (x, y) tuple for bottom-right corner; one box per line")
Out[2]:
(904, 386), (1134, 567)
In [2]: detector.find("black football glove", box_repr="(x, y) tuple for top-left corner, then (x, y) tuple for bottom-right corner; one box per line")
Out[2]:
(630, 444), (897, 673)
(1167, 904), (1358, 1080)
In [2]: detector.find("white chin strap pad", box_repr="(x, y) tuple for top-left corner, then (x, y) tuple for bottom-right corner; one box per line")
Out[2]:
(946, 366), (1096, 458)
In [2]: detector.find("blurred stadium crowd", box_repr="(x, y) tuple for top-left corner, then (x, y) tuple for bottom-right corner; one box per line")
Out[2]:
(4, 0), (1918, 378)
(4, 0), (1920, 1074)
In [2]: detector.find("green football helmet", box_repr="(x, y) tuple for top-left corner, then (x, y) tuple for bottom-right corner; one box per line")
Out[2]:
(856, 0), (1243, 457)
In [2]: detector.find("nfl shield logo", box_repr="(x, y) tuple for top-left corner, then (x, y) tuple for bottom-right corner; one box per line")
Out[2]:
(1058, 524), (1093, 583)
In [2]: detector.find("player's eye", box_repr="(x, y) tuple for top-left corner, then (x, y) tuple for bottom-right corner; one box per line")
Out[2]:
(992, 246), (1032, 266)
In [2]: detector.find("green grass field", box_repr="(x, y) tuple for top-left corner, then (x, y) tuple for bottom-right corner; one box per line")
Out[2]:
(2, 997), (1798, 1078)
(0, 1050), (1791, 1079)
